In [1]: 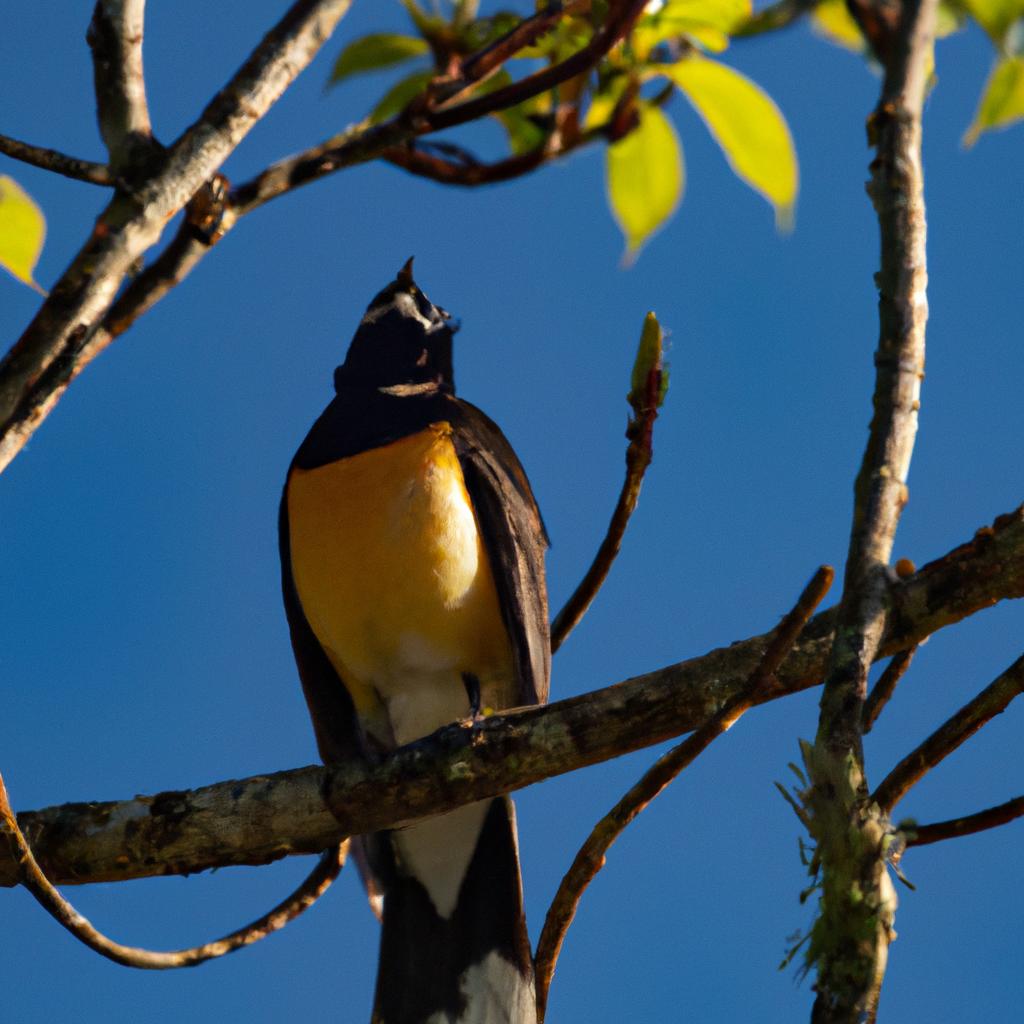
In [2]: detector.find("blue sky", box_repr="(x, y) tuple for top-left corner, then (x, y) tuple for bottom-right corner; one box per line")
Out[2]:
(2, 3), (1022, 1021)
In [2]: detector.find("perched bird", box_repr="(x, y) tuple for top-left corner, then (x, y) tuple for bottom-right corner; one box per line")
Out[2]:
(279, 261), (550, 1024)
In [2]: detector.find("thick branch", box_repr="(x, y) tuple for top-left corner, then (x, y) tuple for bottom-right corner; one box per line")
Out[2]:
(0, 134), (114, 186)
(873, 655), (1024, 812)
(3, 508), (1022, 889)
(0, 0), (353, 474)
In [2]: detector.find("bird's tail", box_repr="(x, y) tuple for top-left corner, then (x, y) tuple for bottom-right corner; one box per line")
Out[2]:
(371, 796), (536, 1024)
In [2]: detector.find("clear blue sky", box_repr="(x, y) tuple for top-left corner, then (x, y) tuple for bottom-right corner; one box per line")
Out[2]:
(2, 3), (1022, 1021)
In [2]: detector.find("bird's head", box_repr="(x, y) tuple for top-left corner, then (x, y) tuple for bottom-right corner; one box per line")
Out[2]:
(334, 259), (456, 393)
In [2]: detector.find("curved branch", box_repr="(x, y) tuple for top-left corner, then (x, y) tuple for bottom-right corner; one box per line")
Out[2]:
(3, 507), (1021, 889)
(534, 566), (834, 1020)
(873, 655), (1024, 813)
(0, 134), (114, 186)
(0, 768), (346, 968)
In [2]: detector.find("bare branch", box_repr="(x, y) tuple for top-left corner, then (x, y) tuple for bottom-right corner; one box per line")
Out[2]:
(0, 133), (113, 186)
(905, 796), (1024, 847)
(87, 0), (156, 176)
(806, 0), (939, 1016)
(551, 329), (665, 653)
(534, 567), (834, 1020)
(862, 646), (917, 733)
(0, 768), (346, 968)
(0, 0), (354, 475)
(1, 505), (1021, 890)
(873, 655), (1024, 813)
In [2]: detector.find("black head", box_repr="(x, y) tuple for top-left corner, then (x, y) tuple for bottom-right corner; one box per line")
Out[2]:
(334, 260), (457, 393)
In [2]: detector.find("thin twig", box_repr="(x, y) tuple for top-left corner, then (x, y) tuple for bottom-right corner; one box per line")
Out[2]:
(3, 506), (1021, 890)
(807, 0), (937, 1017)
(0, 134), (114, 186)
(873, 655), (1024, 812)
(534, 567), (834, 1020)
(862, 646), (917, 733)
(551, 338), (665, 654)
(905, 795), (1024, 847)
(0, 769), (346, 968)
(87, 0), (157, 177)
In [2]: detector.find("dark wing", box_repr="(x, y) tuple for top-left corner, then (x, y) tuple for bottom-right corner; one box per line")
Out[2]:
(450, 399), (550, 707)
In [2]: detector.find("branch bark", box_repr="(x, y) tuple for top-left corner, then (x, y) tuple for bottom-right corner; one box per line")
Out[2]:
(807, 0), (937, 1017)
(3, 506), (1021, 889)
(0, 134), (114, 186)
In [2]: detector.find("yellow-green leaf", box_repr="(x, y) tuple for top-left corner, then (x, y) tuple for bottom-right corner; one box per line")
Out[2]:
(811, 0), (865, 51)
(583, 75), (629, 130)
(0, 176), (45, 291)
(964, 55), (1024, 145)
(607, 102), (684, 259)
(663, 54), (798, 227)
(330, 33), (429, 86)
(962, 0), (1024, 43)
(633, 0), (751, 57)
(369, 69), (433, 122)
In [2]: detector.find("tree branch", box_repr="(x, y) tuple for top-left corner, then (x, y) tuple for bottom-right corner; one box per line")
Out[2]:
(1, 765), (347, 969)
(0, 133), (114, 186)
(534, 566), (834, 1021)
(904, 796), (1024, 847)
(806, 0), (937, 1017)
(0, 0), (353, 475)
(873, 655), (1024, 813)
(861, 646), (917, 733)
(87, 0), (156, 177)
(3, 507), (1021, 889)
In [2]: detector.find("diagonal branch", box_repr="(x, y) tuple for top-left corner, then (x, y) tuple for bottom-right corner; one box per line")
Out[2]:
(861, 646), (917, 733)
(0, 767), (347, 968)
(0, 0), (354, 475)
(3, 506), (1021, 890)
(0, 134), (114, 186)
(904, 795), (1024, 847)
(873, 655), (1024, 812)
(534, 567), (834, 1021)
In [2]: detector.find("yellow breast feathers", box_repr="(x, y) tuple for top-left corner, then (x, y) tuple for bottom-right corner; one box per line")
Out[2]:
(286, 421), (512, 738)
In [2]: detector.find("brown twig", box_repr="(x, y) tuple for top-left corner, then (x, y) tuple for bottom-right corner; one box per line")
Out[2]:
(551, 327), (665, 654)
(87, 0), (157, 177)
(0, 133), (114, 186)
(873, 655), (1024, 812)
(0, 769), (346, 968)
(862, 646), (917, 733)
(905, 795), (1024, 847)
(534, 567), (834, 1020)
(2, 505), (1021, 890)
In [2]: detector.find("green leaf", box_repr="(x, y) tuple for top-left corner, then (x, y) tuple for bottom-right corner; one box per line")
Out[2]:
(0, 175), (45, 292)
(607, 102), (684, 259)
(370, 70), (434, 123)
(662, 54), (798, 227)
(329, 33), (429, 87)
(629, 312), (669, 411)
(962, 0), (1024, 43)
(963, 55), (1024, 145)
(582, 75), (629, 130)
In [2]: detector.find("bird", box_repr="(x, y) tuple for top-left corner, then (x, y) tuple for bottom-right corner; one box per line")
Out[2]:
(279, 260), (550, 1024)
